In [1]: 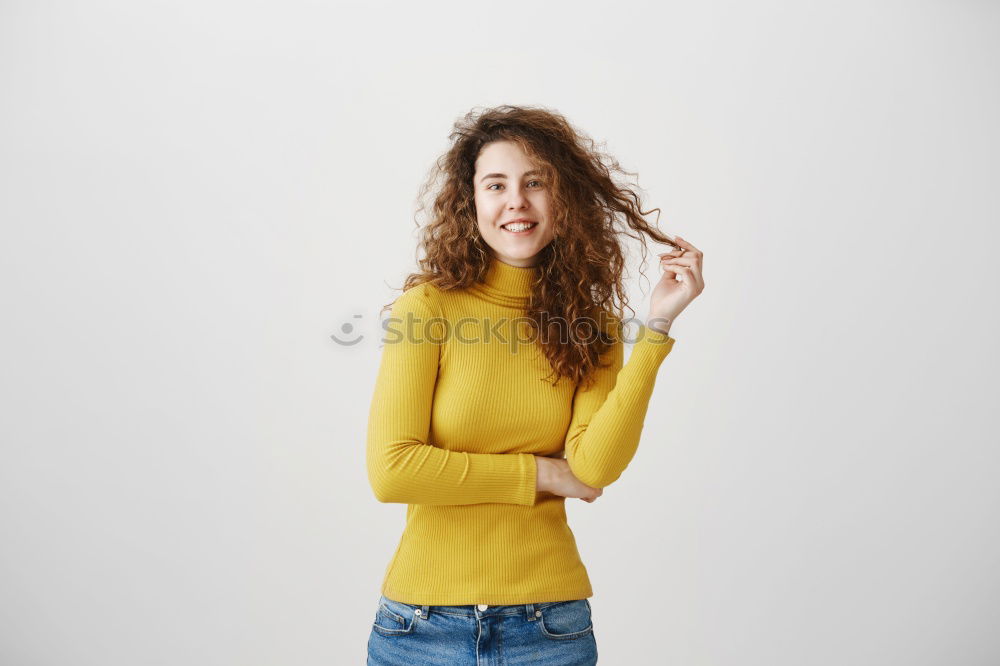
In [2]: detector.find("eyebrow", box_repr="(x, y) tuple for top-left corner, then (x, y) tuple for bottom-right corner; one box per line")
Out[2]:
(479, 169), (544, 183)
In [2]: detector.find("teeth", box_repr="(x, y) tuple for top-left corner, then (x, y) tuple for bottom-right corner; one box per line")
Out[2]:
(503, 222), (537, 232)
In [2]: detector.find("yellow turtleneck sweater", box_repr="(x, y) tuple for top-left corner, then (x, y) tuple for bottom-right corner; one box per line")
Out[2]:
(366, 257), (676, 606)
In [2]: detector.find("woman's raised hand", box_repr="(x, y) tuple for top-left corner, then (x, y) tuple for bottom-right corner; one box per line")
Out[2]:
(648, 235), (705, 335)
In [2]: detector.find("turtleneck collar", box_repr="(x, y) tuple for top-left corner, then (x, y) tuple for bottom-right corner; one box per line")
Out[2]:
(469, 256), (538, 307)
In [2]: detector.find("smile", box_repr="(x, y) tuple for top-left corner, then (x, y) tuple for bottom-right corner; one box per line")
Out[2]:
(501, 222), (538, 234)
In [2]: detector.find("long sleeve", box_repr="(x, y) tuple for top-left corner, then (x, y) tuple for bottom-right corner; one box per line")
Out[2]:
(365, 284), (538, 506)
(563, 322), (676, 488)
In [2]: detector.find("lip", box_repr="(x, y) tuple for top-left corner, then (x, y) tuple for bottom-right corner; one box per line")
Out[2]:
(500, 218), (538, 230)
(500, 219), (539, 235)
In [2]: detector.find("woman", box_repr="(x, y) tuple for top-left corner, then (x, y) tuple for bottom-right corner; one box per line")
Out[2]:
(365, 105), (705, 665)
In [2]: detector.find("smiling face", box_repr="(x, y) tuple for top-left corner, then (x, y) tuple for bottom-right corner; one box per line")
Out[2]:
(473, 140), (555, 267)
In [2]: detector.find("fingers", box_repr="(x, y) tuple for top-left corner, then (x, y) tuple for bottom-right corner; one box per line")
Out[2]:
(659, 261), (704, 291)
(660, 249), (702, 267)
(659, 263), (679, 279)
(679, 265), (704, 291)
(659, 256), (688, 280)
(660, 236), (704, 269)
(659, 238), (705, 291)
(671, 235), (703, 257)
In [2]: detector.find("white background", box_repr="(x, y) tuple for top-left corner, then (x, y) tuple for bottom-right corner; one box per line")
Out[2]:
(1, 1), (998, 664)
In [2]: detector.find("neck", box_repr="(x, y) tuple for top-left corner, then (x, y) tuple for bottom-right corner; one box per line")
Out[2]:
(479, 255), (538, 300)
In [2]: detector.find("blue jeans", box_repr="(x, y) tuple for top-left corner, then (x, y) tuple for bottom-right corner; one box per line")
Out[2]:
(367, 594), (598, 665)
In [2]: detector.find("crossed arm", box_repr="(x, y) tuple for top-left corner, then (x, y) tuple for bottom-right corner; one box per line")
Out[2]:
(365, 285), (676, 506)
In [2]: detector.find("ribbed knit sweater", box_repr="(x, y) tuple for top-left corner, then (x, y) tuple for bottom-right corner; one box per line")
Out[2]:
(365, 256), (676, 606)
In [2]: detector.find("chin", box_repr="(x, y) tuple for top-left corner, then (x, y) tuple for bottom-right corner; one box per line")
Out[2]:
(502, 245), (544, 258)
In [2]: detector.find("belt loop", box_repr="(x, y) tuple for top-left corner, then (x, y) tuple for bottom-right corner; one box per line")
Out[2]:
(419, 604), (430, 620)
(526, 603), (536, 621)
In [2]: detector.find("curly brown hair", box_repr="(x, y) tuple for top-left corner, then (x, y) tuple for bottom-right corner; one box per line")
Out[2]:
(384, 104), (679, 389)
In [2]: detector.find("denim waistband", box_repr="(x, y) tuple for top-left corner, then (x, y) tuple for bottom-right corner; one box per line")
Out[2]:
(379, 595), (588, 620)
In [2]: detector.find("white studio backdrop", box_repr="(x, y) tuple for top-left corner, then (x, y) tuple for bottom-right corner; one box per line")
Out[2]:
(1, 1), (998, 664)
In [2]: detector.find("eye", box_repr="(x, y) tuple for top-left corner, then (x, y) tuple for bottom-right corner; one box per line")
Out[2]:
(487, 181), (543, 191)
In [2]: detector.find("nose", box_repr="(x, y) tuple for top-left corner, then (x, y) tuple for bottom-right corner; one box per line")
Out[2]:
(506, 187), (529, 209)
